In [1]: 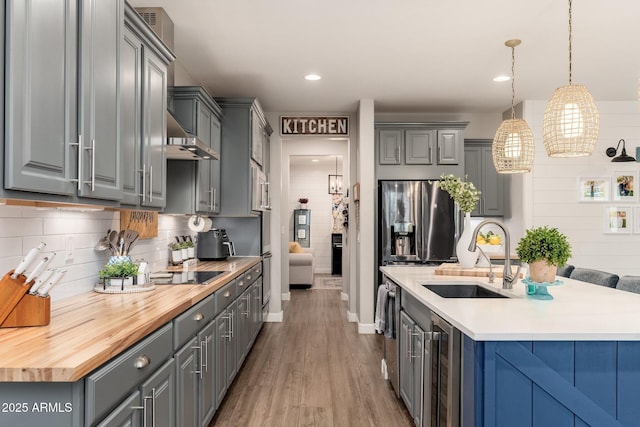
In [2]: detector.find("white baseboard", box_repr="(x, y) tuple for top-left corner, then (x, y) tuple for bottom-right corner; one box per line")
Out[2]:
(347, 311), (358, 323)
(358, 323), (376, 334)
(281, 292), (291, 301)
(265, 311), (283, 322)
(341, 292), (348, 301)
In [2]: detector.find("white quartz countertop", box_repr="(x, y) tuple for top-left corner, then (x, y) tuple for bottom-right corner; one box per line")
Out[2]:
(380, 265), (640, 341)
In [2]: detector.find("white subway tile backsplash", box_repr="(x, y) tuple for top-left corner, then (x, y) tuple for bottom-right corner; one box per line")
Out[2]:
(0, 207), (191, 301)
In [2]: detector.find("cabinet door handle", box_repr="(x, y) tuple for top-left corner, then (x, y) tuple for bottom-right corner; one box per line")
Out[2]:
(213, 187), (217, 211)
(70, 135), (82, 190)
(192, 343), (202, 377)
(194, 312), (204, 321)
(202, 336), (209, 373)
(83, 139), (96, 191)
(134, 355), (151, 369)
(223, 290), (231, 298)
(209, 187), (214, 211)
(228, 310), (234, 341)
(139, 164), (147, 202)
(148, 165), (153, 202)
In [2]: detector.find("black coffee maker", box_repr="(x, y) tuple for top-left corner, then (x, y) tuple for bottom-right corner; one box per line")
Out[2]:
(196, 229), (236, 260)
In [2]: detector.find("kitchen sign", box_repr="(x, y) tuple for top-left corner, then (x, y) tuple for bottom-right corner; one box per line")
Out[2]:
(280, 116), (349, 136)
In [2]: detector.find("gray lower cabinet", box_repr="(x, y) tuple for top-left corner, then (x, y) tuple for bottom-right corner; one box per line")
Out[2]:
(215, 97), (273, 216)
(98, 358), (175, 427)
(236, 288), (251, 367)
(464, 140), (509, 217)
(175, 338), (199, 427)
(120, 6), (173, 208)
(215, 300), (239, 408)
(173, 293), (216, 427)
(399, 290), (433, 427)
(86, 323), (174, 426)
(165, 87), (223, 215)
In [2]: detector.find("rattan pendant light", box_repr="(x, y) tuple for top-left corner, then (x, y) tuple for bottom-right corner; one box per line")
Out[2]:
(542, 0), (599, 157)
(492, 39), (534, 174)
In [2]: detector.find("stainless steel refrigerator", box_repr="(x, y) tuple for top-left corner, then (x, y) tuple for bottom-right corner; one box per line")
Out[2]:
(378, 180), (458, 268)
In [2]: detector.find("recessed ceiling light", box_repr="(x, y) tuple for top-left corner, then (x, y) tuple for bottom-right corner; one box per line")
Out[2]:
(305, 74), (322, 81)
(493, 75), (511, 82)
(311, 159), (320, 162)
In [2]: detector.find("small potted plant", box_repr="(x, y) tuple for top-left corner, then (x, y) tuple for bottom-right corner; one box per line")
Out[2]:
(298, 198), (309, 209)
(184, 240), (195, 259)
(516, 226), (572, 283)
(179, 241), (190, 260)
(170, 243), (183, 265)
(99, 259), (139, 289)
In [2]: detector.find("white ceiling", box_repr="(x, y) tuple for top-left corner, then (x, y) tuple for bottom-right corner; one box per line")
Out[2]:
(130, 0), (640, 114)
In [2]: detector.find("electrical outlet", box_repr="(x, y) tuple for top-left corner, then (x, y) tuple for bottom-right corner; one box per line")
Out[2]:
(65, 237), (74, 261)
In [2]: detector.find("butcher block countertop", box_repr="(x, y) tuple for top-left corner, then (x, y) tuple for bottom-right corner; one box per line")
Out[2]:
(0, 257), (260, 383)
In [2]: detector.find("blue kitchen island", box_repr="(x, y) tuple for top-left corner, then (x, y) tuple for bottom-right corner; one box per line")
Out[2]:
(381, 265), (640, 427)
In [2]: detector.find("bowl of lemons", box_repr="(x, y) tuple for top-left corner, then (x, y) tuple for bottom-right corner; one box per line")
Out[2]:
(475, 231), (503, 266)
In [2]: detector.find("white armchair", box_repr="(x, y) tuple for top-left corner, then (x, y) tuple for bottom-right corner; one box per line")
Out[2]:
(289, 247), (315, 286)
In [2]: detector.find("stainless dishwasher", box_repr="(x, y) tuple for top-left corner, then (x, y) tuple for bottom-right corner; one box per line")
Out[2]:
(429, 312), (461, 427)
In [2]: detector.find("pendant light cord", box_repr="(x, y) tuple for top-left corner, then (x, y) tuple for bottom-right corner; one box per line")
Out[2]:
(511, 44), (516, 120)
(568, 0), (573, 85)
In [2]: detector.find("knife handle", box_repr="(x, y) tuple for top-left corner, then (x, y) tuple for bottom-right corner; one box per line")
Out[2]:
(28, 269), (54, 295)
(11, 242), (46, 279)
(24, 253), (56, 284)
(37, 270), (66, 297)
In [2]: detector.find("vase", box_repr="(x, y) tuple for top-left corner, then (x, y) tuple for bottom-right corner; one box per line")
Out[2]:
(528, 260), (557, 283)
(456, 212), (479, 269)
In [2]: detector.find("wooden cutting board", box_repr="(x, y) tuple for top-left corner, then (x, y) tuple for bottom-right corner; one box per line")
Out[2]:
(434, 263), (524, 278)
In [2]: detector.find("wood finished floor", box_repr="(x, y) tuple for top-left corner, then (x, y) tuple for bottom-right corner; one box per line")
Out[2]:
(210, 288), (413, 427)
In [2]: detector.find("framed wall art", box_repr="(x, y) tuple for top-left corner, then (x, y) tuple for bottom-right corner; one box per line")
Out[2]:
(603, 206), (633, 234)
(635, 207), (640, 234)
(612, 170), (638, 202)
(578, 177), (610, 202)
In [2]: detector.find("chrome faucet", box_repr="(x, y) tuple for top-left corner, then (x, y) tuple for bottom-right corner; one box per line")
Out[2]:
(468, 220), (521, 289)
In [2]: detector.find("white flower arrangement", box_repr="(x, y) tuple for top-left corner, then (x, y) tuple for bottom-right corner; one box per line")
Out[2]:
(435, 174), (481, 213)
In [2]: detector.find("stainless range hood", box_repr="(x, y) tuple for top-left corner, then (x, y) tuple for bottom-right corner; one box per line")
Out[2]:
(166, 111), (220, 160)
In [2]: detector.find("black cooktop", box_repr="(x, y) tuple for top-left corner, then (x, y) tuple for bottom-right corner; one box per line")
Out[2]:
(154, 270), (226, 285)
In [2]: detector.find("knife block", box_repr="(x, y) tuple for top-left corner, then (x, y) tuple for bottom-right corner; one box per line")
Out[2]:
(0, 270), (51, 328)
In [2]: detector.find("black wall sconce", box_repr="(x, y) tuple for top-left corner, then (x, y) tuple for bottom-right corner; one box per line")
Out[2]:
(606, 139), (636, 162)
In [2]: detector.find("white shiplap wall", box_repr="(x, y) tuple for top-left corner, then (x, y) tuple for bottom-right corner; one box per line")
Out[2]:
(289, 160), (343, 273)
(0, 205), (192, 301)
(510, 100), (640, 277)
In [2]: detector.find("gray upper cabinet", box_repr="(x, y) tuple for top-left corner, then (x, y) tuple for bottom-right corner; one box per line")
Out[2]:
(78, 0), (123, 201)
(215, 97), (273, 216)
(378, 130), (402, 164)
(5, 0), (121, 203)
(165, 86), (222, 215)
(376, 123), (467, 180)
(436, 129), (460, 165)
(464, 140), (509, 217)
(120, 6), (173, 208)
(405, 130), (435, 164)
(4, 0), (79, 197)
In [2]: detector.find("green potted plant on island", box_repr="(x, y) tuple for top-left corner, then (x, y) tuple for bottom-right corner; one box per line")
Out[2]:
(99, 259), (139, 288)
(515, 226), (572, 283)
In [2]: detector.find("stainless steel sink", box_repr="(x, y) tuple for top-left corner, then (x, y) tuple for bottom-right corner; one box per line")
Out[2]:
(423, 283), (508, 298)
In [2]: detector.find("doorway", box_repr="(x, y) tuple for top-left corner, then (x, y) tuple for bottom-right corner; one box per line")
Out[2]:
(281, 138), (349, 299)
